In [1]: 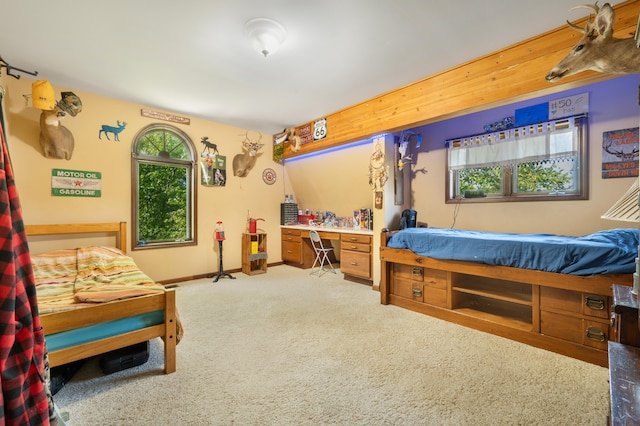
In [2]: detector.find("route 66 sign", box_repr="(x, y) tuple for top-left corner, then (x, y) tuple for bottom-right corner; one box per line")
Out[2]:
(313, 118), (327, 141)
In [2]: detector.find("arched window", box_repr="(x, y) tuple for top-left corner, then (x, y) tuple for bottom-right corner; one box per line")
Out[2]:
(132, 124), (197, 249)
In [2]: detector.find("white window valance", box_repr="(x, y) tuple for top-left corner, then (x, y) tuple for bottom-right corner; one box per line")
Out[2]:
(447, 114), (585, 170)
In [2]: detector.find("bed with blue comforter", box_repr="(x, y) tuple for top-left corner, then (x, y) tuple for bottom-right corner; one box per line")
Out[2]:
(386, 227), (639, 276)
(380, 227), (636, 367)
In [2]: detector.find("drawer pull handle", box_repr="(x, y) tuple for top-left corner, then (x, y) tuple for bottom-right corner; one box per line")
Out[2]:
(585, 326), (606, 342)
(412, 287), (423, 297)
(350, 262), (358, 266)
(412, 267), (423, 277)
(585, 295), (605, 310)
(286, 250), (292, 254)
(350, 245), (357, 249)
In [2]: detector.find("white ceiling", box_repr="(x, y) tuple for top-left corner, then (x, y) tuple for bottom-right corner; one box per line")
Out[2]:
(0, 1), (624, 135)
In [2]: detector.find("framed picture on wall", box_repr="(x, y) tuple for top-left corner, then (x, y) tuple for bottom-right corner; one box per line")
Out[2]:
(602, 127), (639, 179)
(200, 154), (227, 186)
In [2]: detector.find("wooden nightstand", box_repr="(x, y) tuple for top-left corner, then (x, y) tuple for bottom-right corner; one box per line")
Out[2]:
(612, 284), (640, 346)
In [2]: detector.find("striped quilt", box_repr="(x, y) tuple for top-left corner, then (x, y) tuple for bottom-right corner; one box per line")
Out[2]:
(32, 246), (166, 314)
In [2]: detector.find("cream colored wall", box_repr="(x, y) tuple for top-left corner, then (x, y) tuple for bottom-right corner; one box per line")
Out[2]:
(283, 141), (372, 218)
(2, 75), (290, 282)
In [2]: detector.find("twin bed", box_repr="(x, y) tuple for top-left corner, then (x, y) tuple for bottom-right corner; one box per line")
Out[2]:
(380, 227), (637, 366)
(25, 222), (179, 374)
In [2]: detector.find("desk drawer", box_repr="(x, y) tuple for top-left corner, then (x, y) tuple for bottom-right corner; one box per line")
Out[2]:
(340, 234), (371, 245)
(282, 228), (302, 237)
(281, 229), (302, 243)
(340, 250), (371, 279)
(341, 242), (370, 253)
(282, 241), (302, 263)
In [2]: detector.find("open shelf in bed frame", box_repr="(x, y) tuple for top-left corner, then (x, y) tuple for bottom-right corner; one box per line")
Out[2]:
(25, 222), (177, 374)
(380, 229), (634, 367)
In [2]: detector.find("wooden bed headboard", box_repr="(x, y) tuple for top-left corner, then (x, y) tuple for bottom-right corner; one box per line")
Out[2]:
(24, 222), (127, 253)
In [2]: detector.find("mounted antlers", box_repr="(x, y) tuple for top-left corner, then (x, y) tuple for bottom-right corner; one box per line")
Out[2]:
(232, 132), (264, 177)
(545, 3), (640, 82)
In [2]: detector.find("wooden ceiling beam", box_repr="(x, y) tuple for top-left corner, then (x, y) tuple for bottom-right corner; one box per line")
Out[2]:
(279, 0), (640, 159)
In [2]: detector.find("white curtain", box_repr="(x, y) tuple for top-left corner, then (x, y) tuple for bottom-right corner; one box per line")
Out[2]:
(448, 115), (582, 170)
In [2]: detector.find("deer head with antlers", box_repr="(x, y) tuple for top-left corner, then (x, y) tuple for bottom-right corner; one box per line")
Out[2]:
(545, 2), (640, 83)
(232, 132), (264, 177)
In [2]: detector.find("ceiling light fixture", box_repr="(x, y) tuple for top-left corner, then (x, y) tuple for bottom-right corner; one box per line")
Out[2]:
(243, 18), (287, 58)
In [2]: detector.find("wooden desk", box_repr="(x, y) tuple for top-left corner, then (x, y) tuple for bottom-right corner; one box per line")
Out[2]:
(281, 225), (373, 284)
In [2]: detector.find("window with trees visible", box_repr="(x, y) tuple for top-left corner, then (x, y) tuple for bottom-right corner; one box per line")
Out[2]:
(132, 124), (197, 249)
(446, 114), (588, 203)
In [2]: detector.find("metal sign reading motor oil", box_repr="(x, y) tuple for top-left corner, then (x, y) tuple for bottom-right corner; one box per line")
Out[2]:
(51, 168), (102, 197)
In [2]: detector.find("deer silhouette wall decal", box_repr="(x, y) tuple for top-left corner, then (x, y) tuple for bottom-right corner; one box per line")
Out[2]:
(98, 121), (127, 141)
(545, 2), (640, 82)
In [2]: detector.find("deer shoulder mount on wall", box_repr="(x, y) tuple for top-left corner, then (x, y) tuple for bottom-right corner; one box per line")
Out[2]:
(232, 133), (264, 177)
(274, 127), (301, 152)
(545, 2), (640, 82)
(37, 90), (82, 160)
(39, 107), (74, 160)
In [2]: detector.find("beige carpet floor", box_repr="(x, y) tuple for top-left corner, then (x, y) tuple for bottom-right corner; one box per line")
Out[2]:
(53, 264), (610, 425)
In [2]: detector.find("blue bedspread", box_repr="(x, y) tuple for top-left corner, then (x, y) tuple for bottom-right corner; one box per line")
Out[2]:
(386, 227), (639, 275)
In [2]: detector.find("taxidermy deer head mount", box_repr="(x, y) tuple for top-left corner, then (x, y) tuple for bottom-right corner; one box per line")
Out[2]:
(37, 90), (82, 160)
(39, 107), (74, 160)
(545, 2), (640, 82)
(232, 132), (264, 177)
(274, 127), (301, 152)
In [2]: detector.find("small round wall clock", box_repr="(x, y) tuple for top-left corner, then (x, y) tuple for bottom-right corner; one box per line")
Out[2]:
(262, 168), (277, 185)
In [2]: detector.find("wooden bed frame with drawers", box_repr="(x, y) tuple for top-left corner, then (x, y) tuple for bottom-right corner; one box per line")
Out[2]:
(379, 229), (634, 367)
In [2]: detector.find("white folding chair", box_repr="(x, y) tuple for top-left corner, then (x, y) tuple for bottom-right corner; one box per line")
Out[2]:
(309, 230), (335, 276)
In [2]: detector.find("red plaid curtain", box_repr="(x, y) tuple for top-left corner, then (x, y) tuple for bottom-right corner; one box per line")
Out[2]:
(0, 107), (49, 424)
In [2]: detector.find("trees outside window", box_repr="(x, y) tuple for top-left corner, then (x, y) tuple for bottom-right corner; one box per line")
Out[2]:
(132, 124), (197, 249)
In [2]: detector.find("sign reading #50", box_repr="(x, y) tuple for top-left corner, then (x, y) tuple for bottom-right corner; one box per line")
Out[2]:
(548, 93), (589, 120)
